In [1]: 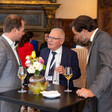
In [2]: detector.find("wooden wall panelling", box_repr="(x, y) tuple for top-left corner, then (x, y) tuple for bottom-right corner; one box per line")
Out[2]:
(54, 19), (75, 48)
(98, 8), (112, 36)
(97, 0), (112, 36)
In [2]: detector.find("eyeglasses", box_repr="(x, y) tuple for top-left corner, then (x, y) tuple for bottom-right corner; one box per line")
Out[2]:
(47, 36), (62, 40)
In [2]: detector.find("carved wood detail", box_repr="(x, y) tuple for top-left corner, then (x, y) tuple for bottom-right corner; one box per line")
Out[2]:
(0, 1), (60, 50)
(98, 0), (112, 8)
(98, 0), (112, 36)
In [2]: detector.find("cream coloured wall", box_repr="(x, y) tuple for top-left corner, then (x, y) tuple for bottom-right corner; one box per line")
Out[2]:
(55, 0), (97, 19)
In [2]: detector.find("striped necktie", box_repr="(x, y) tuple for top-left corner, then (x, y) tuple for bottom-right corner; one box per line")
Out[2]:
(50, 51), (57, 68)
(48, 51), (57, 83)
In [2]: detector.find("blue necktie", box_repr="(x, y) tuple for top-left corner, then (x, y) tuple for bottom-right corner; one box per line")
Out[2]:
(50, 51), (57, 68)
(48, 51), (57, 83)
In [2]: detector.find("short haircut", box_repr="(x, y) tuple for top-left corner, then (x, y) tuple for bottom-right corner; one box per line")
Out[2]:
(70, 15), (97, 32)
(3, 14), (24, 33)
(51, 28), (65, 39)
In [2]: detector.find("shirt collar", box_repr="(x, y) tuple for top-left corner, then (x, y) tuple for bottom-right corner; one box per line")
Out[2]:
(2, 34), (15, 47)
(90, 28), (98, 42)
(51, 46), (62, 54)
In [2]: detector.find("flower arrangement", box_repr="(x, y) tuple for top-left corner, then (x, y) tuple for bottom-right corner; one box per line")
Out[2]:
(25, 51), (45, 78)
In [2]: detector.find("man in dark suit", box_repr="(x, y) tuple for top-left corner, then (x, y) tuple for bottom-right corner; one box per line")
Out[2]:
(40, 28), (81, 89)
(0, 14), (25, 112)
(71, 15), (112, 112)
(40, 28), (81, 112)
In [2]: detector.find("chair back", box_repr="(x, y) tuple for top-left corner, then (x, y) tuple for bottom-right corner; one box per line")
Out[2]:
(72, 48), (88, 88)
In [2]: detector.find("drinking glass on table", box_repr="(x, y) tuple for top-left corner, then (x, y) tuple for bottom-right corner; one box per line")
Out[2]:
(18, 66), (27, 93)
(64, 67), (73, 92)
(54, 63), (59, 83)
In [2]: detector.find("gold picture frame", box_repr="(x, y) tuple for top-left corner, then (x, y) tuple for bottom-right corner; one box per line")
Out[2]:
(0, 0), (50, 4)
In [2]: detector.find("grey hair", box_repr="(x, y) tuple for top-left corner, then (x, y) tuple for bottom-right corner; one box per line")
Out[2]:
(51, 28), (65, 39)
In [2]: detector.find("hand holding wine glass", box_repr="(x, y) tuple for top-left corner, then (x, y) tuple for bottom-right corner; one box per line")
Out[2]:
(64, 67), (73, 92)
(18, 66), (27, 93)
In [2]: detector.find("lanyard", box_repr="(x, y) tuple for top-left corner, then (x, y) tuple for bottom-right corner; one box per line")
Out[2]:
(50, 58), (56, 69)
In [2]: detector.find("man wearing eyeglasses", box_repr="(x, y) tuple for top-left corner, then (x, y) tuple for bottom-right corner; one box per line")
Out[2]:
(40, 28), (81, 112)
(40, 28), (81, 87)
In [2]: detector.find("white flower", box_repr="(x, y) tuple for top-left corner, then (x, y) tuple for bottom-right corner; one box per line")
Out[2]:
(25, 60), (31, 67)
(26, 59), (31, 64)
(25, 52), (45, 77)
(33, 61), (43, 71)
(26, 56), (30, 60)
(27, 66), (35, 74)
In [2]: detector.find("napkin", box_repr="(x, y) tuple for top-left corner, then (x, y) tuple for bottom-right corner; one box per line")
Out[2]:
(41, 90), (61, 98)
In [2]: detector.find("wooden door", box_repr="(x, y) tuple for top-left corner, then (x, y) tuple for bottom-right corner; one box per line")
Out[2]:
(97, 0), (112, 36)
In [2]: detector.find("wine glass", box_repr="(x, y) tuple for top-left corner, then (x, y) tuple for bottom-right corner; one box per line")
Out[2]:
(18, 66), (27, 93)
(64, 67), (73, 92)
(54, 62), (59, 83)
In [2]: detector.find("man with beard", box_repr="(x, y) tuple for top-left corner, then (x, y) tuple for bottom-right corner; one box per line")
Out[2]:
(71, 15), (112, 112)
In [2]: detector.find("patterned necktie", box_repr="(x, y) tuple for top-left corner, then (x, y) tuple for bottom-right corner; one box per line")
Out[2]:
(88, 41), (92, 50)
(48, 51), (57, 83)
(50, 51), (57, 68)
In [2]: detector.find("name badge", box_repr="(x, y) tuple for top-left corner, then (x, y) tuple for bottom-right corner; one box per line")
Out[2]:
(46, 76), (53, 81)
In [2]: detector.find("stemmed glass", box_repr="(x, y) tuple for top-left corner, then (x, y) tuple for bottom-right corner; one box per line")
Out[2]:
(64, 67), (73, 92)
(18, 66), (27, 93)
(54, 62), (59, 83)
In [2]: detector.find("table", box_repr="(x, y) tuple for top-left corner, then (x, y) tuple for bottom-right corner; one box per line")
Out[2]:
(0, 85), (85, 112)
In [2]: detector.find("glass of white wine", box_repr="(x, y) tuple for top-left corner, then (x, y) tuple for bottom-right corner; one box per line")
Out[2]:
(18, 66), (27, 93)
(54, 62), (59, 83)
(64, 67), (73, 92)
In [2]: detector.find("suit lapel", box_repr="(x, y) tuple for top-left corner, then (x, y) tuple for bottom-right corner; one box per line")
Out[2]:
(60, 46), (66, 66)
(44, 48), (50, 66)
(15, 45), (22, 66)
(40, 48), (50, 76)
(1, 36), (19, 66)
(87, 29), (100, 64)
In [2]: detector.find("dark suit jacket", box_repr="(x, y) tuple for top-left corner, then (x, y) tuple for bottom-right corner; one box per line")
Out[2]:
(37, 42), (47, 56)
(84, 29), (112, 112)
(40, 46), (81, 89)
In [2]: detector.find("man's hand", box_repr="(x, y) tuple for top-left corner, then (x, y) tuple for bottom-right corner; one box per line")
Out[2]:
(76, 88), (94, 98)
(55, 65), (65, 75)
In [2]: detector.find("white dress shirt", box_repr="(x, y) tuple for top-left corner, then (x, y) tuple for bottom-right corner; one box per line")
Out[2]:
(45, 46), (62, 85)
(87, 28), (98, 63)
